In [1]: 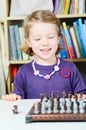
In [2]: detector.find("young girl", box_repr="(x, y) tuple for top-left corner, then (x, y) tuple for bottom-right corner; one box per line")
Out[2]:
(2, 10), (86, 101)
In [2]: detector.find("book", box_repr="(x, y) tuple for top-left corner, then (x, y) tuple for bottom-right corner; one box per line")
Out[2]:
(75, 18), (86, 57)
(70, 0), (79, 14)
(64, 0), (70, 14)
(8, 25), (17, 60)
(60, 36), (69, 59)
(79, 0), (85, 14)
(13, 25), (23, 60)
(18, 26), (29, 60)
(73, 22), (83, 57)
(53, 0), (59, 14)
(62, 22), (76, 59)
(56, 0), (64, 14)
(69, 26), (81, 58)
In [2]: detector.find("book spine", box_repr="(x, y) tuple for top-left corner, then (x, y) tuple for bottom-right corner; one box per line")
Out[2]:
(8, 25), (17, 60)
(69, 26), (81, 58)
(13, 25), (23, 60)
(73, 22), (83, 57)
(53, 0), (59, 14)
(18, 27), (29, 60)
(60, 36), (68, 59)
(62, 22), (76, 59)
(76, 19), (86, 57)
(64, 0), (70, 14)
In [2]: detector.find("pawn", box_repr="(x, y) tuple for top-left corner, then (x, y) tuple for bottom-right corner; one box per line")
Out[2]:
(12, 105), (18, 114)
(78, 99), (85, 114)
(34, 102), (39, 114)
(72, 97), (78, 114)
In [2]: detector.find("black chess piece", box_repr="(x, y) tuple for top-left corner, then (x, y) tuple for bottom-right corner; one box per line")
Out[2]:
(13, 105), (18, 114)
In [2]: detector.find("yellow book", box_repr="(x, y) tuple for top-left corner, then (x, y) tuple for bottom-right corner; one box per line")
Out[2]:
(64, 0), (70, 14)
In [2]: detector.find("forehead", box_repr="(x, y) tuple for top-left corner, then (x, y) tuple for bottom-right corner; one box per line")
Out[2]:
(29, 22), (57, 35)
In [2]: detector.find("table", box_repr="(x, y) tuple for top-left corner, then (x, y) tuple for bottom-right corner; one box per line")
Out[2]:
(0, 99), (86, 130)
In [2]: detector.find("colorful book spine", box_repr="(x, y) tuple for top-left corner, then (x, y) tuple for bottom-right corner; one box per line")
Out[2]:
(69, 26), (81, 58)
(60, 36), (68, 59)
(64, 0), (70, 14)
(73, 22), (83, 57)
(62, 22), (76, 59)
(53, 0), (59, 14)
(75, 19), (86, 57)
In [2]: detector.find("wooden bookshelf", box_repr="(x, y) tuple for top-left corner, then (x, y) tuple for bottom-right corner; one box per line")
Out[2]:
(0, 0), (86, 93)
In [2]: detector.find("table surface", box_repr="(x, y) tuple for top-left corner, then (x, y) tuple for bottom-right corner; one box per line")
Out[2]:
(0, 99), (86, 130)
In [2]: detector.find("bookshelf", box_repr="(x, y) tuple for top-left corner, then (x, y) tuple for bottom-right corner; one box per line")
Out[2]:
(0, 0), (86, 94)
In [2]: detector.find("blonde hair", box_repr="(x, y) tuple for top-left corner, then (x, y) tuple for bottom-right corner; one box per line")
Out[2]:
(20, 10), (62, 56)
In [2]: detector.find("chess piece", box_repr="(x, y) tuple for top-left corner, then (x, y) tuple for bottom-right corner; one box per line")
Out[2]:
(53, 98), (59, 113)
(72, 97), (78, 114)
(46, 99), (52, 114)
(40, 93), (44, 102)
(13, 105), (18, 114)
(41, 95), (48, 114)
(65, 98), (72, 113)
(34, 102), (39, 114)
(78, 99), (85, 113)
(59, 98), (65, 113)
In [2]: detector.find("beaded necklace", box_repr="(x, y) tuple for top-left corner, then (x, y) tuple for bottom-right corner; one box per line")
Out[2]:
(32, 58), (60, 80)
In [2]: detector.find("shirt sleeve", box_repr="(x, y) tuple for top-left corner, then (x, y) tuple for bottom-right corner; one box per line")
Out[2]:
(13, 67), (26, 99)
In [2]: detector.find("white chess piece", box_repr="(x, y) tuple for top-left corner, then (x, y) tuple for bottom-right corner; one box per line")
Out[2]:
(53, 98), (59, 113)
(34, 102), (39, 114)
(72, 98), (78, 114)
(79, 99), (85, 113)
(46, 99), (52, 114)
(65, 98), (72, 113)
(59, 98), (65, 113)
(41, 96), (47, 114)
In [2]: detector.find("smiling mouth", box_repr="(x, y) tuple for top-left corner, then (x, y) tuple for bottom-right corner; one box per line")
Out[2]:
(40, 48), (51, 53)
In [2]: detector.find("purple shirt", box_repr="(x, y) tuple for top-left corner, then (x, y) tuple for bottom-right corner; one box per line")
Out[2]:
(13, 58), (86, 99)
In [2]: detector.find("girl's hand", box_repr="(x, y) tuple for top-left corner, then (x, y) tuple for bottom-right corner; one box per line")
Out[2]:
(72, 94), (86, 100)
(1, 93), (21, 101)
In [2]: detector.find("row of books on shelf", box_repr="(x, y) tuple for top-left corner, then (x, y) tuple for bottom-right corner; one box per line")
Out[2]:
(8, 18), (86, 61)
(60, 18), (86, 59)
(54, 0), (86, 15)
(8, 25), (29, 60)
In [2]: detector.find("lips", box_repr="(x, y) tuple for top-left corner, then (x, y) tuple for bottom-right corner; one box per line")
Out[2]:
(40, 48), (51, 53)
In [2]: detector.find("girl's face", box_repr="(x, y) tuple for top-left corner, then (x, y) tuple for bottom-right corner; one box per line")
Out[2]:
(27, 22), (60, 65)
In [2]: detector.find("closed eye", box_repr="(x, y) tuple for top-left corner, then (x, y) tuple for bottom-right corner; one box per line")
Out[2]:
(48, 36), (54, 39)
(34, 38), (41, 41)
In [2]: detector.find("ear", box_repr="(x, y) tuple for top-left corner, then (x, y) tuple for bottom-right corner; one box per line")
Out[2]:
(26, 37), (32, 47)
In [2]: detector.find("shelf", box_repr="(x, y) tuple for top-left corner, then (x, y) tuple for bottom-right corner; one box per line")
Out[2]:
(7, 16), (26, 20)
(56, 14), (86, 19)
(9, 59), (32, 64)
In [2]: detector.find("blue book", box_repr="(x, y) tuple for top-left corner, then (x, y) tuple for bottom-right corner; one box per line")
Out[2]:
(60, 36), (68, 59)
(13, 25), (23, 60)
(8, 25), (17, 60)
(73, 22), (83, 58)
(75, 19), (86, 57)
(62, 22), (76, 59)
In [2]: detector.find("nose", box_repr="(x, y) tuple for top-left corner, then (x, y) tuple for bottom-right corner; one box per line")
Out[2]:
(41, 37), (49, 46)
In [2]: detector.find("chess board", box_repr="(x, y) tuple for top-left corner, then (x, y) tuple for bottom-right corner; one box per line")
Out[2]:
(25, 100), (86, 123)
